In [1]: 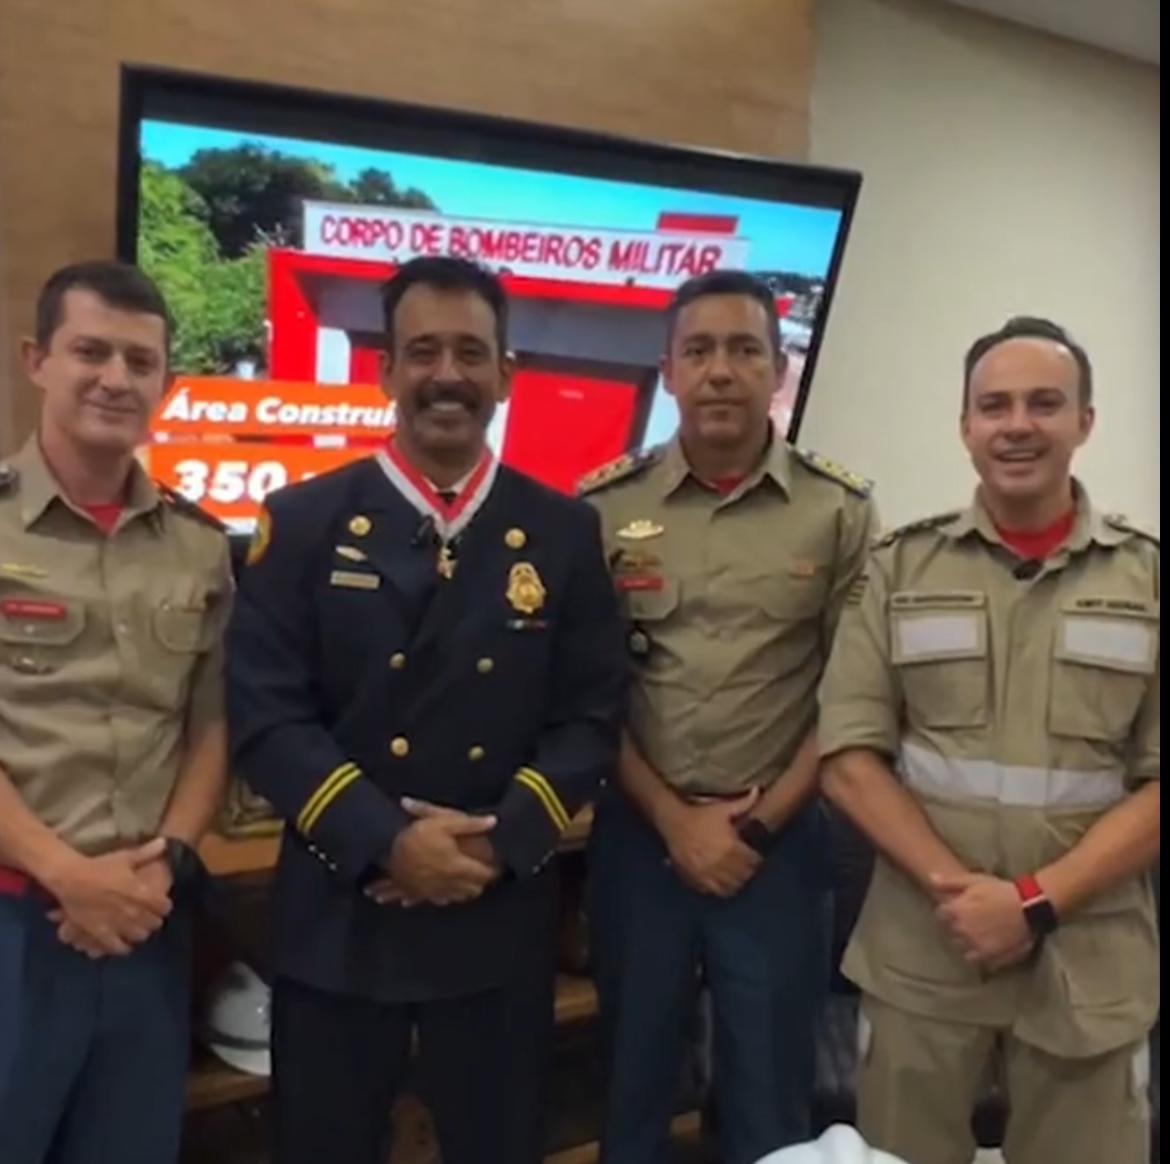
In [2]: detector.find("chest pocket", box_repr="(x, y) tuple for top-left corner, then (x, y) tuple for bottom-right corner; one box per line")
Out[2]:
(1050, 598), (1158, 741)
(153, 602), (211, 654)
(890, 591), (989, 729)
(0, 599), (86, 675)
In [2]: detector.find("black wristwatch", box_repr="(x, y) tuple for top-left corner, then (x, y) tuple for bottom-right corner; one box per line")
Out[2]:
(162, 836), (204, 899)
(736, 817), (773, 857)
(1016, 875), (1059, 941)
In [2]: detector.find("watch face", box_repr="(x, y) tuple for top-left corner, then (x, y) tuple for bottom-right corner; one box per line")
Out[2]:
(1025, 899), (1059, 937)
(739, 819), (771, 855)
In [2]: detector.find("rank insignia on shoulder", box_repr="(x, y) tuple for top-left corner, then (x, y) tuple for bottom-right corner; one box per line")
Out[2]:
(577, 446), (663, 496)
(158, 484), (227, 533)
(875, 510), (962, 548)
(1104, 513), (1159, 546)
(793, 448), (872, 497)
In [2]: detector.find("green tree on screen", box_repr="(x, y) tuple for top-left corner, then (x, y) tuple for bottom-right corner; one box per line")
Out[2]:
(181, 147), (438, 257)
(138, 162), (267, 373)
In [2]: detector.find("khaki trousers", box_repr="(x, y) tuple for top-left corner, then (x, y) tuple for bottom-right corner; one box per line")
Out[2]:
(857, 995), (1150, 1164)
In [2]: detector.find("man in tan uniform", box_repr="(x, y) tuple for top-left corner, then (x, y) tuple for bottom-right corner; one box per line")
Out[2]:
(583, 270), (878, 1164)
(0, 261), (232, 1164)
(819, 315), (1159, 1164)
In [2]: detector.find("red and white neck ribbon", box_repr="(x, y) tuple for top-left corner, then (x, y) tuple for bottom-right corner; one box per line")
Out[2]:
(376, 440), (499, 544)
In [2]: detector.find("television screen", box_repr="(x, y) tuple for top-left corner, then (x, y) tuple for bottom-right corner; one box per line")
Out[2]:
(117, 68), (861, 534)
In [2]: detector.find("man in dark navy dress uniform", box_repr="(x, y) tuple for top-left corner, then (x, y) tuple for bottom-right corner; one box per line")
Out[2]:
(227, 257), (627, 1164)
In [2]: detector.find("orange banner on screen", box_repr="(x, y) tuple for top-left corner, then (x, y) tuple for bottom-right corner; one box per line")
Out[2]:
(145, 443), (369, 523)
(152, 377), (395, 439)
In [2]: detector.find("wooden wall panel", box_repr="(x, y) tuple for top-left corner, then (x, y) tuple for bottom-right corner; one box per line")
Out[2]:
(0, 0), (815, 447)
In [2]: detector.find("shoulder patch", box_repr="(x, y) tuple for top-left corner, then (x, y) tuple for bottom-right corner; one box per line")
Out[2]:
(577, 446), (663, 497)
(157, 484), (227, 534)
(1104, 513), (1160, 546)
(876, 511), (963, 548)
(792, 448), (871, 497)
(0, 464), (18, 494)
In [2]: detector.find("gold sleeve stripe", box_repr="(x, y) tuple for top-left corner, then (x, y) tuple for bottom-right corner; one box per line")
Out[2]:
(297, 762), (360, 834)
(515, 767), (570, 832)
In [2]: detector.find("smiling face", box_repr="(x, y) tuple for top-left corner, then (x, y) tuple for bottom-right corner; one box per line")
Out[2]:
(961, 335), (1093, 515)
(380, 283), (512, 469)
(23, 288), (169, 457)
(663, 292), (786, 454)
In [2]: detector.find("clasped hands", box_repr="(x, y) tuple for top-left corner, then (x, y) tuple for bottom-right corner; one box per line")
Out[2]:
(364, 798), (502, 909)
(929, 871), (1035, 973)
(40, 836), (174, 960)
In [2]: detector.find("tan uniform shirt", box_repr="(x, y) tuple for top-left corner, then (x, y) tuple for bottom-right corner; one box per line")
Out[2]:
(0, 437), (232, 855)
(585, 435), (877, 794)
(818, 486), (1160, 1058)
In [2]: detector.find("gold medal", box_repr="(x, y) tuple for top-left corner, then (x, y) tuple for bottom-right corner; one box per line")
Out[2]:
(437, 545), (457, 580)
(506, 562), (546, 615)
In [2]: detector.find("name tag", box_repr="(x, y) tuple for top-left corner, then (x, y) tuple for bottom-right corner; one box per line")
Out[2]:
(1063, 616), (1156, 670)
(896, 613), (979, 659)
(330, 570), (380, 591)
(0, 599), (67, 621)
(616, 575), (664, 593)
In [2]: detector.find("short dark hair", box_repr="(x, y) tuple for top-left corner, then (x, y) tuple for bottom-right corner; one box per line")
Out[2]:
(665, 269), (782, 359)
(963, 316), (1092, 410)
(35, 260), (172, 350)
(380, 256), (509, 357)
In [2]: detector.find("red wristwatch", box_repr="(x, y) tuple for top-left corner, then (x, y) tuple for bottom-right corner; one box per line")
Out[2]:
(1014, 874), (1059, 940)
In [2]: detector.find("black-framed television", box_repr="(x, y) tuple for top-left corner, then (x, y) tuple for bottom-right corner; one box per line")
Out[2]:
(116, 65), (861, 534)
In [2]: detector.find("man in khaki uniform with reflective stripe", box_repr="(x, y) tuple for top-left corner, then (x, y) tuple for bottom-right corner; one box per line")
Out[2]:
(583, 270), (878, 1164)
(0, 261), (232, 1164)
(819, 316), (1159, 1164)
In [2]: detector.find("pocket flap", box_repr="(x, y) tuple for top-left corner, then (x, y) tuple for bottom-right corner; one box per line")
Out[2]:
(891, 591), (986, 665)
(153, 603), (208, 653)
(1057, 599), (1158, 674)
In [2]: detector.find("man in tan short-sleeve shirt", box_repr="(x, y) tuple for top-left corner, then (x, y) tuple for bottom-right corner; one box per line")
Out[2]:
(819, 316), (1159, 1164)
(0, 261), (231, 1164)
(583, 270), (877, 1164)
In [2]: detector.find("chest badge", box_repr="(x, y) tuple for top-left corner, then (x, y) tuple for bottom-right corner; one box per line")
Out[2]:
(617, 519), (664, 541)
(507, 562), (547, 615)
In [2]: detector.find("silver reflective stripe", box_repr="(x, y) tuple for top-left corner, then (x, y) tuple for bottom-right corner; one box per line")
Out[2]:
(899, 742), (1125, 809)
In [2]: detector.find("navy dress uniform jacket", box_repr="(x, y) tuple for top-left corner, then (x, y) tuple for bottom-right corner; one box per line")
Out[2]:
(226, 457), (627, 1001)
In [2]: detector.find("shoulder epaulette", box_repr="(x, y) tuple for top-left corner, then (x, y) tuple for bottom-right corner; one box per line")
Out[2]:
(158, 484), (227, 533)
(0, 463), (18, 495)
(875, 510), (962, 548)
(577, 446), (664, 497)
(792, 447), (872, 497)
(1104, 513), (1159, 547)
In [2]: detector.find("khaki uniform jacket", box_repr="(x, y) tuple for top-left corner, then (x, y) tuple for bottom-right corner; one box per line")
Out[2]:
(0, 437), (232, 855)
(585, 435), (878, 794)
(818, 487), (1159, 1058)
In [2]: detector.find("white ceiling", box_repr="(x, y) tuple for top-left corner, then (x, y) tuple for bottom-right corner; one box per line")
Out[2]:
(942, 0), (1160, 65)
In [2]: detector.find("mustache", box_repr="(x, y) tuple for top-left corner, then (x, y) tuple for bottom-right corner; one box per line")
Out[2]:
(82, 389), (145, 414)
(415, 381), (481, 410)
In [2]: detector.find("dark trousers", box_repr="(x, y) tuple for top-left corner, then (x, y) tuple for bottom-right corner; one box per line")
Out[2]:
(271, 963), (555, 1164)
(0, 893), (191, 1164)
(587, 793), (830, 1164)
